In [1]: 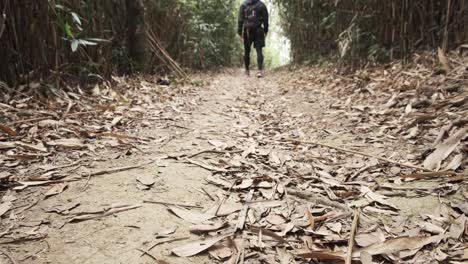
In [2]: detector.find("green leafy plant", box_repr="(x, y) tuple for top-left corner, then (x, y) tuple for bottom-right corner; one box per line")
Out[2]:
(55, 4), (107, 53)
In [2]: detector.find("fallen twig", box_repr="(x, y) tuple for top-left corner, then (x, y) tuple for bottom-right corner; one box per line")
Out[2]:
(346, 165), (374, 182)
(187, 149), (243, 159)
(41, 160), (84, 173)
(0, 234), (47, 244)
(81, 173), (91, 192)
(184, 158), (227, 172)
(214, 181), (236, 216)
(199, 187), (216, 201)
(7, 111), (100, 126)
(15, 198), (40, 214)
(0, 249), (17, 264)
(81, 160), (155, 178)
(143, 200), (203, 209)
(286, 138), (430, 172)
(140, 236), (190, 257)
(136, 248), (159, 261)
(401, 171), (458, 179)
(346, 210), (359, 264)
(69, 204), (142, 222)
(288, 189), (351, 212)
(19, 241), (49, 262)
(236, 189), (254, 231)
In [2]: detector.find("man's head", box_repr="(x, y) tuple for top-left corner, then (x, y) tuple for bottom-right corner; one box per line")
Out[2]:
(246, 0), (259, 4)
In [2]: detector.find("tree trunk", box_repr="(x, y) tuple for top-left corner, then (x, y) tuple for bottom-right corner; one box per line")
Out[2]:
(126, 0), (148, 72)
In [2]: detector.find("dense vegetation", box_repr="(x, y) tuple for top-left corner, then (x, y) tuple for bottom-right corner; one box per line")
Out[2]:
(275, 0), (468, 64)
(0, 0), (467, 85)
(0, 0), (240, 85)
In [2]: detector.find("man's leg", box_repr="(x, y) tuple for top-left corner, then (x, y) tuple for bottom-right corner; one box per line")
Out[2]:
(244, 35), (251, 75)
(256, 46), (264, 71)
(254, 27), (265, 77)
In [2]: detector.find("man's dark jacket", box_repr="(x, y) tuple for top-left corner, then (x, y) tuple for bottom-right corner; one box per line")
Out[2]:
(237, 0), (269, 36)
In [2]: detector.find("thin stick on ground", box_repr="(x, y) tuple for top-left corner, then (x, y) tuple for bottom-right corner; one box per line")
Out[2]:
(140, 236), (190, 257)
(0, 249), (17, 264)
(143, 200), (203, 209)
(80, 160), (155, 179)
(184, 158), (227, 172)
(187, 149), (243, 159)
(236, 189), (254, 231)
(288, 189), (351, 212)
(214, 181), (236, 216)
(136, 248), (159, 261)
(346, 210), (360, 264)
(285, 138), (431, 172)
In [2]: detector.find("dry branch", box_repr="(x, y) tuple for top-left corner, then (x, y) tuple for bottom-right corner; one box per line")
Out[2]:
(286, 138), (430, 172)
(81, 160), (155, 178)
(288, 189), (351, 212)
(346, 210), (359, 264)
(146, 29), (189, 80)
(143, 200), (203, 209)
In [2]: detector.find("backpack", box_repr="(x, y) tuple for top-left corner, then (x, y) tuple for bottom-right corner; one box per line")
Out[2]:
(245, 1), (261, 30)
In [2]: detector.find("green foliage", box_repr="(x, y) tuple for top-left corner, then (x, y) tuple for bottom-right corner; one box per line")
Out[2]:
(0, 0), (242, 84)
(177, 0), (241, 69)
(55, 3), (106, 53)
(274, 0), (468, 65)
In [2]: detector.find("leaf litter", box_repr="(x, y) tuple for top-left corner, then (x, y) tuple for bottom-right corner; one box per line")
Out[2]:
(165, 51), (466, 263)
(0, 75), (195, 252)
(1, 51), (467, 263)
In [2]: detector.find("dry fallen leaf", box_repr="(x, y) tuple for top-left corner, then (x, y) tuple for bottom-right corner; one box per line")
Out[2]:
(38, 119), (65, 127)
(355, 230), (385, 247)
(189, 221), (227, 233)
(277, 247), (296, 264)
(417, 221), (445, 234)
(208, 245), (233, 260)
(437, 47), (451, 72)
(155, 226), (178, 238)
(168, 206), (215, 224)
(361, 186), (398, 210)
(171, 233), (232, 257)
(353, 235), (442, 257)
(423, 127), (467, 170)
(305, 207), (315, 230)
(360, 251), (373, 264)
(16, 142), (48, 152)
(0, 201), (12, 217)
(47, 138), (87, 150)
(205, 203), (242, 216)
(0, 141), (16, 149)
(250, 226), (289, 245)
(136, 174), (156, 186)
(296, 250), (345, 261)
(0, 123), (17, 136)
(45, 183), (68, 197)
(447, 214), (466, 239)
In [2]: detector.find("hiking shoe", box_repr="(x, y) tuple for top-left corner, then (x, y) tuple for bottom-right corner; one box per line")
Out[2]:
(245, 70), (250, 77)
(257, 70), (264, 78)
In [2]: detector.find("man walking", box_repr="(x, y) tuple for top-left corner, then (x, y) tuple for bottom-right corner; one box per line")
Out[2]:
(238, 0), (269, 78)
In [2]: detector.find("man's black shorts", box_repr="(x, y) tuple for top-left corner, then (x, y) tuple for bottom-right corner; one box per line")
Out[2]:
(243, 27), (265, 49)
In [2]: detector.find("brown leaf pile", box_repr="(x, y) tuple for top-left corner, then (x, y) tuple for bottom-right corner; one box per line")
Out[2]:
(166, 52), (466, 263)
(0, 75), (196, 244)
(0, 77), (185, 188)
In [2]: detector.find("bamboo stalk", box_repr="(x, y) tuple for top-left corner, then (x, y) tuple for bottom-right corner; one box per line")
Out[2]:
(345, 210), (359, 264)
(443, 0), (452, 52)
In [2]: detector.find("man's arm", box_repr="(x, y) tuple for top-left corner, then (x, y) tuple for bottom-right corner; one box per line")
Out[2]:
(238, 4), (245, 36)
(262, 3), (269, 35)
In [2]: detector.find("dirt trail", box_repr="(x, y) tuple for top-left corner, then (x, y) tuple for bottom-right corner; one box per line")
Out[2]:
(11, 71), (273, 263)
(3, 69), (464, 263)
